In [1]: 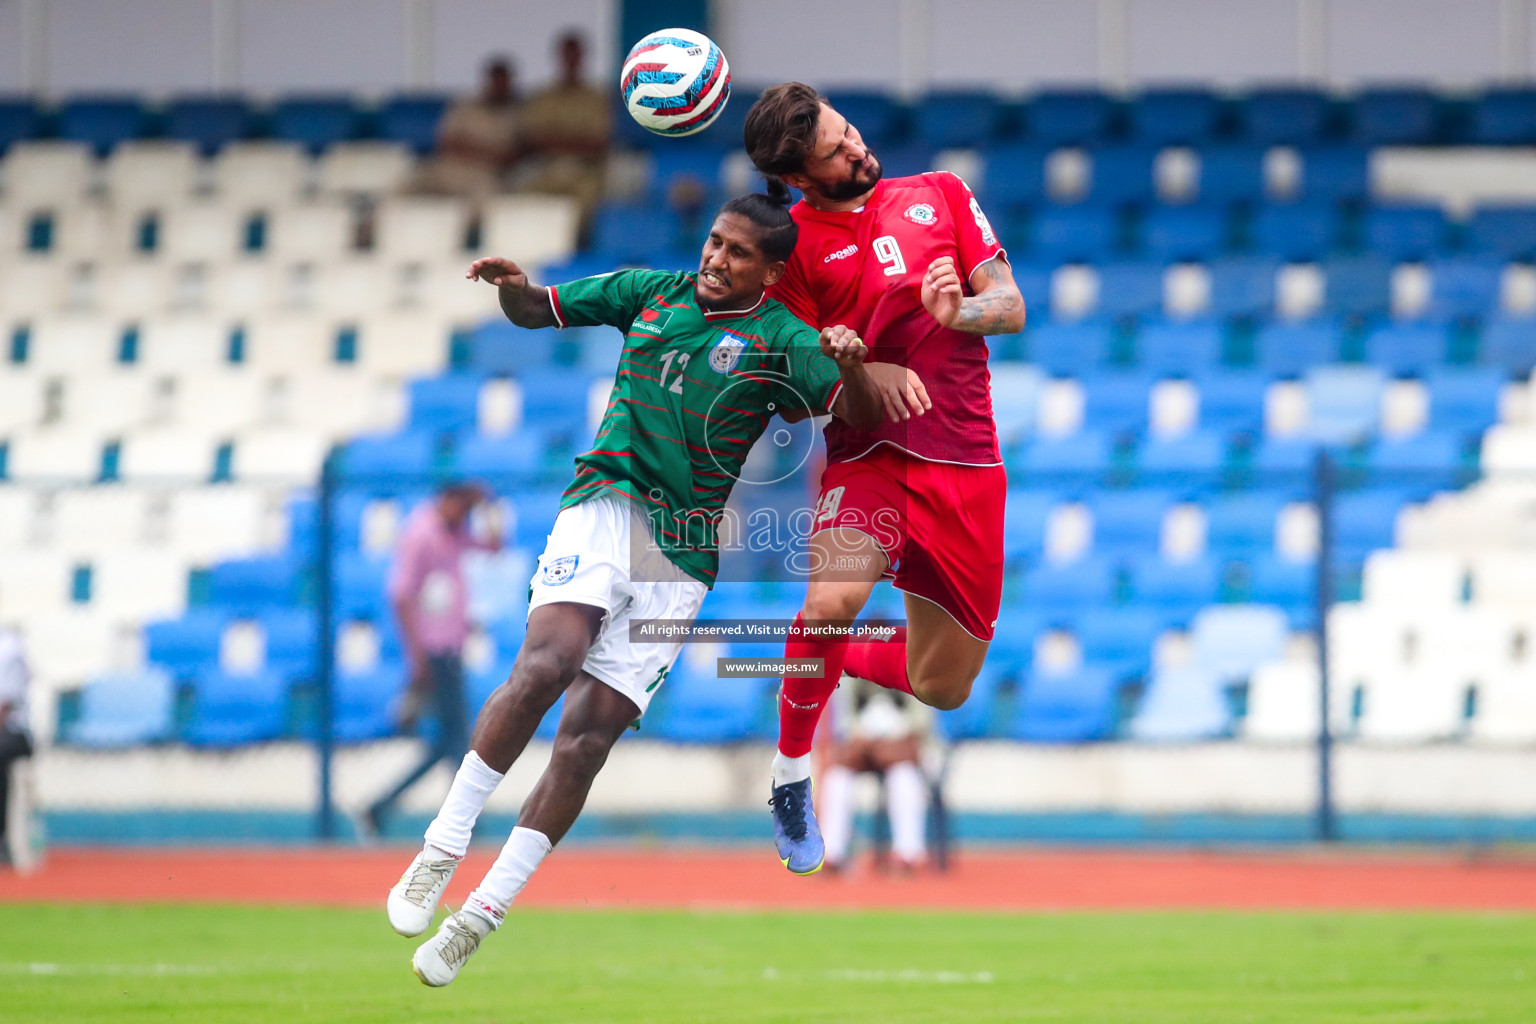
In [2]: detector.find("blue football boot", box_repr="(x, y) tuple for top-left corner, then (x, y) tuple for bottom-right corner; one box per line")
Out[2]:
(769, 777), (825, 875)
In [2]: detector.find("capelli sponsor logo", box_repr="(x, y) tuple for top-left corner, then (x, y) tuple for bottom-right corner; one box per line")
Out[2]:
(822, 244), (859, 263)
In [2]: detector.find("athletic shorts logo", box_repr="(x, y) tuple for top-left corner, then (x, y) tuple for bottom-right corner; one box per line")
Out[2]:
(633, 306), (673, 335)
(969, 197), (997, 246)
(904, 203), (937, 225)
(709, 333), (747, 374)
(542, 555), (579, 586)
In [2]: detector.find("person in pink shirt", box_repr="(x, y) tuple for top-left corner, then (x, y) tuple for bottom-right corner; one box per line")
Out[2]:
(364, 482), (501, 836)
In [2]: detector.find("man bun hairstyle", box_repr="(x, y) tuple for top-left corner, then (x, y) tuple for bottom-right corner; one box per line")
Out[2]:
(743, 82), (824, 180)
(719, 193), (798, 264)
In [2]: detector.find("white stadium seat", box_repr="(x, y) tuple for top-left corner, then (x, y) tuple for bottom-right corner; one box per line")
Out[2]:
(213, 142), (309, 208)
(104, 141), (200, 212)
(353, 312), (453, 378)
(6, 428), (105, 482)
(1355, 668), (1470, 742)
(1242, 661), (1356, 742)
(165, 486), (274, 563)
(27, 315), (120, 372)
(1, 141), (94, 208)
(1470, 669), (1536, 742)
(265, 201), (355, 262)
(60, 372), (159, 434)
(0, 549), (74, 617)
(374, 195), (471, 263)
(0, 486), (40, 550)
(419, 258), (505, 320)
(1470, 551), (1536, 609)
(1416, 606), (1523, 678)
(92, 550), (188, 620)
(0, 258), (70, 316)
(274, 370), (404, 437)
(138, 314), (235, 372)
(23, 607), (122, 684)
(170, 370), (272, 434)
(481, 194), (580, 270)
(117, 427), (217, 481)
(51, 485), (152, 556)
(305, 258), (387, 317)
(1360, 550), (1466, 607)
(0, 370), (43, 433)
(316, 142), (414, 196)
(206, 261), (286, 317)
(231, 426), (330, 481)
(242, 315), (336, 373)
(1327, 602), (1415, 684)
(93, 261), (177, 318)
(157, 201), (250, 263)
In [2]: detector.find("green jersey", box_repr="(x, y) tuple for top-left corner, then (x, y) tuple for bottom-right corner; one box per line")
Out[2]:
(548, 269), (844, 586)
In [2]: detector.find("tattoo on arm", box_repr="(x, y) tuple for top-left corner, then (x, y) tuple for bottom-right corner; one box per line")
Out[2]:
(955, 258), (1026, 336)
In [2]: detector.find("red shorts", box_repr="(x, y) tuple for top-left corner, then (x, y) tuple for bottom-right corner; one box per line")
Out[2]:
(810, 444), (1006, 641)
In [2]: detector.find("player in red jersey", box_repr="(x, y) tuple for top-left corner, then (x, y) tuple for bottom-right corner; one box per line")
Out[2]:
(744, 82), (1025, 874)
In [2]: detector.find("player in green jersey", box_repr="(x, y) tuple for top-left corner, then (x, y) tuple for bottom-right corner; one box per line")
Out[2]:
(388, 192), (931, 987)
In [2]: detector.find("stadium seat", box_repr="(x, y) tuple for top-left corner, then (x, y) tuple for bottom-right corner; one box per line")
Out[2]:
(516, 368), (598, 428)
(208, 555), (301, 613)
(144, 610), (228, 678)
(1424, 258), (1504, 321)
(1190, 604), (1288, 682)
(105, 141), (200, 212)
(511, 489), (564, 547)
(453, 431), (545, 481)
(914, 89), (1004, 149)
(1251, 202), (1337, 261)
(335, 552), (389, 619)
(58, 96), (147, 154)
(1028, 90), (1113, 145)
(466, 322), (559, 376)
(1088, 146), (1158, 205)
(1321, 255), (1394, 318)
(653, 649), (767, 743)
(1364, 322), (1450, 377)
(1081, 374), (1153, 432)
(260, 608), (318, 681)
(1138, 321), (1222, 375)
(1023, 555), (1116, 611)
(1365, 205), (1447, 263)
(1030, 205), (1118, 263)
(1242, 88), (1328, 144)
(1130, 664), (1231, 740)
(1470, 88), (1536, 144)
(375, 195), (471, 262)
(1242, 660), (1332, 740)
(1193, 371), (1268, 434)
(1355, 669), (1468, 741)
(2, 141), (94, 209)
(1095, 262), (1164, 319)
(1467, 206), (1536, 260)
(990, 364), (1045, 445)
(1425, 367), (1505, 434)
(164, 96), (254, 154)
(1478, 317), (1536, 377)
(1205, 491), (1286, 556)
(333, 666), (404, 742)
(591, 201), (689, 262)
(0, 100), (41, 153)
(1129, 89), (1220, 145)
(1207, 257), (1279, 320)
(1360, 550), (1466, 609)
(648, 140), (728, 196)
(270, 96), (364, 152)
(407, 375), (483, 435)
(1469, 670), (1536, 742)
(213, 142), (309, 207)
(1332, 488), (1414, 563)
(1128, 555), (1221, 623)
(1304, 365), (1385, 443)
(1196, 146), (1267, 204)
(1002, 489), (1058, 560)
(1086, 489), (1171, 554)
(1010, 665), (1119, 741)
(1366, 432), (1466, 495)
(1137, 429), (1225, 481)
(936, 660), (1010, 740)
(1140, 205), (1227, 263)
(63, 668), (177, 747)
(980, 144), (1048, 208)
(342, 431), (437, 480)
(1075, 607), (1163, 666)
(1296, 147), (1369, 202)
(1244, 555), (1314, 627)
(821, 90), (903, 145)
(1254, 320), (1340, 377)
(378, 94), (450, 154)
(184, 669), (288, 746)
(1352, 88), (1439, 145)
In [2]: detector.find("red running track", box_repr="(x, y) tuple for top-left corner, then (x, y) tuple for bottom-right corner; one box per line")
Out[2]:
(3, 847), (1536, 911)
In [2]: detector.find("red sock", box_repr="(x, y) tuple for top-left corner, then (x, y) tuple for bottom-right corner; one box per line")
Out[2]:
(777, 612), (850, 758)
(843, 626), (914, 696)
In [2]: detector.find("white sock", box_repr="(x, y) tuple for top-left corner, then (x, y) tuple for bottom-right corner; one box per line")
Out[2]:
(421, 750), (505, 858)
(886, 760), (929, 864)
(772, 751), (811, 785)
(819, 764), (856, 864)
(464, 826), (552, 929)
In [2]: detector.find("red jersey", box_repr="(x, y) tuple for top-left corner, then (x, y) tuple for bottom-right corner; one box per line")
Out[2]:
(768, 171), (1006, 467)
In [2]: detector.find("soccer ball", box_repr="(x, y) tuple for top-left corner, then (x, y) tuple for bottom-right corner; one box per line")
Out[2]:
(620, 28), (731, 138)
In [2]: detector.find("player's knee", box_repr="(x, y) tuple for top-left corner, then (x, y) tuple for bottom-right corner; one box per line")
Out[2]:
(551, 727), (614, 778)
(801, 587), (866, 627)
(909, 668), (976, 711)
(508, 643), (581, 701)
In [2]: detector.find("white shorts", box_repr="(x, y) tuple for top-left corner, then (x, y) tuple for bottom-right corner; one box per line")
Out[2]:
(527, 493), (707, 716)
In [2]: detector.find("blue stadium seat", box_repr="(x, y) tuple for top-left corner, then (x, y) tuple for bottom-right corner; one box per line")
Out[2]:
(1425, 367), (1505, 434)
(1023, 555), (1116, 611)
(0, 100), (41, 153)
(988, 606), (1042, 673)
(653, 660), (767, 742)
(1130, 664), (1231, 739)
(1365, 205), (1447, 262)
(64, 668), (176, 747)
(1129, 89), (1220, 145)
(333, 666), (404, 743)
(1297, 147), (1369, 202)
(378, 94), (450, 154)
(270, 96), (364, 152)
(1206, 491), (1286, 556)
(342, 431), (437, 478)
(1190, 604), (1288, 682)
(1251, 202), (1338, 261)
(1026, 321), (1112, 376)
(467, 322), (558, 376)
(1332, 488), (1416, 563)
(1002, 489), (1058, 560)
(1244, 554), (1314, 626)
(1305, 365), (1386, 442)
(1140, 205), (1227, 262)
(1030, 205), (1118, 262)
(1364, 323), (1450, 377)
(209, 555), (300, 613)
(1076, 607), (1163, 667)
(1471, 89), (1536, 144)
(164, 96), (253, 154)
(1255, 320), (1340, 377)
(517, 367), (596, 427)
(1367, 432), (1465, 495)
(261, 609), (318, 681)
(1082, 373), (1153, 432)
(936, 660), (1010, 740)
(980, 144), (1048, 208)
(868, 143), (935, 180)
(147, 609), (228, 674)
(59, 96), (147, 154)
(1137, 429), (1225, 481)
(649, 140), (728, 194)
(185, 670), (288, 746)
(1010, 665), (1120, 741)
(1008, 263), (1052, 323)
(407, 374), (482, 435)
(1193, 371), (1268, 435)
(1353, 88), (1439, 145)
(1088, 146), (1158, 205)
(1250, 437), (1325, 489)
(1243, 88), (1328, 144)
(823, 90), (904, 145)
(1096, 262), (1164, 319)
(512, 489), (565, 547)
(914, 89), (1003, 148)
(1029, 91), (1113, 145)
(335, 552), (389, 618)
(1014, 432), (1114, 479)
(591, 202), (688, 262)
(1087, 488), (1172, 554)
(1425, 258), (1504, 321)
(569, 324), (625, 373)
(1128, 555), (1221, 623)
(1208, 257), (1280, 319)
(1478, 317), (1536, 376)
(453, 432), (544, 480)
(1196, 146), (1267, 204)
(1138, 321), (1222, 375)
(1467, 206), (1536, 260)
(1322, 255), (1393, 318)
(990, 364), (1045, 445)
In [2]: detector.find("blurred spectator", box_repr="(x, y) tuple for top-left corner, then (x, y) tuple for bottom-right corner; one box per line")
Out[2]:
(514, 31), (612, 233)
(818, 675), (935, 873)
(0, 628), (33, 869)
(362, 483), (502, 837)
(412, 56), (523, 207)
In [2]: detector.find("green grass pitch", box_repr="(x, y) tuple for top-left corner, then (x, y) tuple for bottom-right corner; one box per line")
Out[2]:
(3, 904), (1533, 1022)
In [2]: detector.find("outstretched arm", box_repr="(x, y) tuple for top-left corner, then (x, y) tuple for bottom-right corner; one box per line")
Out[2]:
(466, 256), (558, 329)
(820, 326), (930, 430)
(920, 255), (1026, 336)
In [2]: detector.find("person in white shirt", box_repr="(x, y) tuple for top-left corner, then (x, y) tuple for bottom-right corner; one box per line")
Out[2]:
(0, 628), (33, 867)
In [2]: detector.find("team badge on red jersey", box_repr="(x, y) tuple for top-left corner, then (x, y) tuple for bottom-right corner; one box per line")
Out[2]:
(904, 203), (937, 225)
(709, 333), (746, 373)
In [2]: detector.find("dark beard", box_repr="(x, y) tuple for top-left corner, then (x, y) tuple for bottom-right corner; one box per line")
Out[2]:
(818, 155), (883, 202)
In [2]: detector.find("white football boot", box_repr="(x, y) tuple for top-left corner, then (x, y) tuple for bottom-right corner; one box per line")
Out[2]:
(411, 909), (493, 987)
(386, 849), (459, 937)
